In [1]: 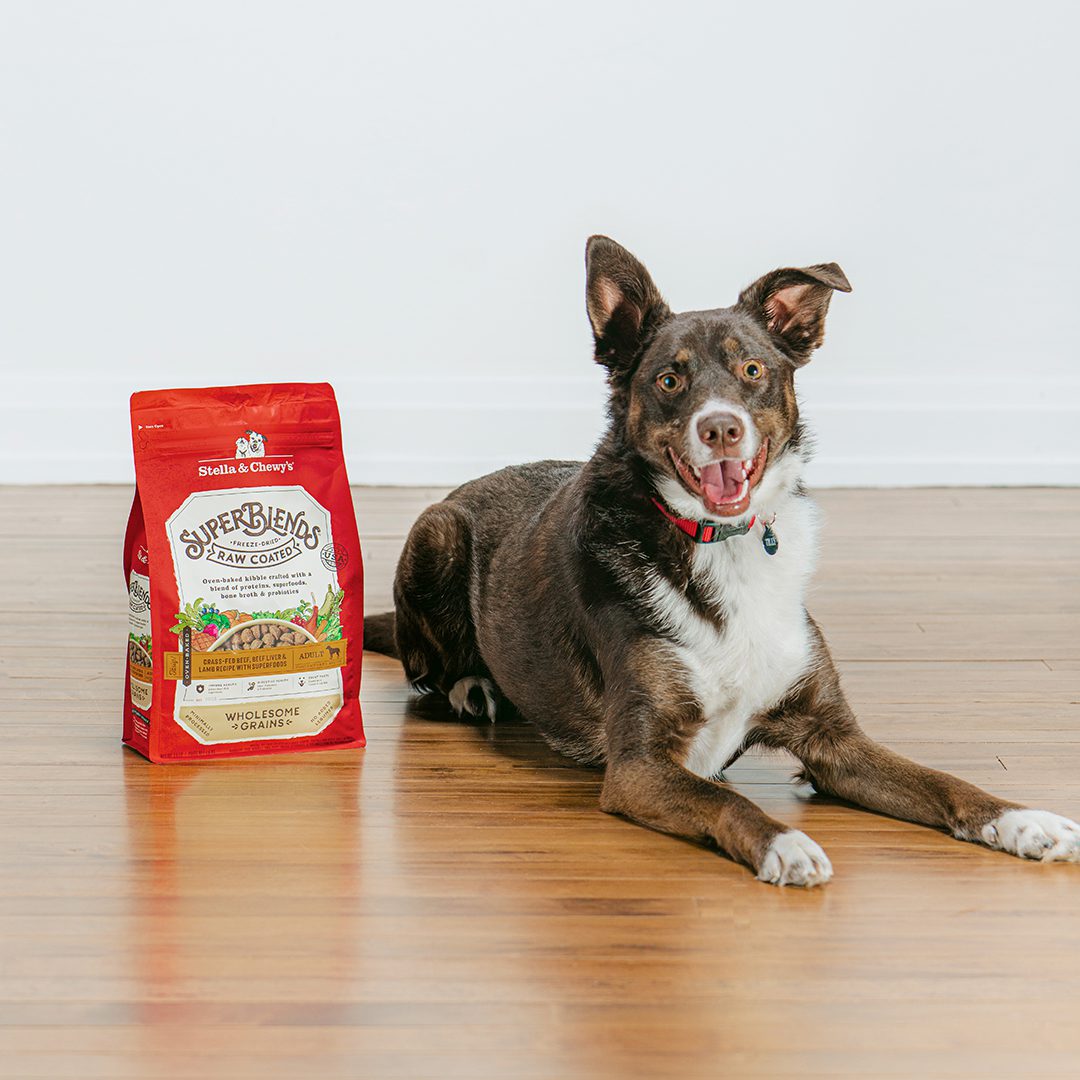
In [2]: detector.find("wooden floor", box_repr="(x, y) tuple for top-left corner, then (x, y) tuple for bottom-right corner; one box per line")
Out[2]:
(2, 485), (1080, 1079)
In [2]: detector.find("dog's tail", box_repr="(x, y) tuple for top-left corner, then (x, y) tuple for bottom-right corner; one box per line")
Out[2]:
(362, 611), (399, 658)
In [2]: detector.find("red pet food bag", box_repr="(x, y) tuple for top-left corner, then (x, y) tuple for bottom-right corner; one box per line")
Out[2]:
(123, 383), (365, 762)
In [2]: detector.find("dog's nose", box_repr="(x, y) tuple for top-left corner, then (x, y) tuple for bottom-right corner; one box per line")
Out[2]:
(697, 412), (744, 451)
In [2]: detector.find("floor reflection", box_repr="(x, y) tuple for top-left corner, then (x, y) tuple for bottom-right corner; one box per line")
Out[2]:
(121, 747), (363, 1031)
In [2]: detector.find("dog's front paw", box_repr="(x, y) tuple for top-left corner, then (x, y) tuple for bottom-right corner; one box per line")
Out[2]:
(756, 830), (833, 887)
(982, 809), (1080, 862)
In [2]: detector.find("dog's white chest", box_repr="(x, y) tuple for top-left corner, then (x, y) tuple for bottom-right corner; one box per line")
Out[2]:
(646, 503), (817, 778)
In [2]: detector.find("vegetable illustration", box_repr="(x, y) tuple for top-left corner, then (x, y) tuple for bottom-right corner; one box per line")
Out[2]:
(170, 598), (207, 635)
(315, 585), (344, 642)
(170, 584), (345, 650)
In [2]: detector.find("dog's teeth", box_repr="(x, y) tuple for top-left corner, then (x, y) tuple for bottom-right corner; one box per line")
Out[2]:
(743, 459), (752, 471)
(738, 479), (749, 499)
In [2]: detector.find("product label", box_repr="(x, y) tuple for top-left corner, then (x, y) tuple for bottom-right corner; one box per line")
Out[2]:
(127, 569), (153, 710)
(165, 486), (345, 744)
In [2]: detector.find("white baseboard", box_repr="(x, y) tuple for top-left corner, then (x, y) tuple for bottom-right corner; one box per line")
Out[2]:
(2, 374), (1078, 487)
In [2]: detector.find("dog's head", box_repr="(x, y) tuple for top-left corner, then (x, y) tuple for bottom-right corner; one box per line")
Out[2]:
(586, 236), (850, 519)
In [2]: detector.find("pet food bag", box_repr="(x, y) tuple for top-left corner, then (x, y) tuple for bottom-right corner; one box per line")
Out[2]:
(123, 383), (365, 761)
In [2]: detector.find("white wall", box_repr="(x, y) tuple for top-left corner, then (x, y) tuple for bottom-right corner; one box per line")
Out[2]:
(1, 1), (1078, 485)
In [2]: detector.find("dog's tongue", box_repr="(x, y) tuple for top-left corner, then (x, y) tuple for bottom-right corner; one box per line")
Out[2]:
(700, 460), (742, 504)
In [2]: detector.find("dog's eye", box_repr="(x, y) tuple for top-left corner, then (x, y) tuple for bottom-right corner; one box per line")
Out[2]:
(656, 372), (684, 394)
(740, 360), (765, 381)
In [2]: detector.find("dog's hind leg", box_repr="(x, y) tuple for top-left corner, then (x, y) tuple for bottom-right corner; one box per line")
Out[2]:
(447, 676), (500, 723)
(391, 502), (499, 718)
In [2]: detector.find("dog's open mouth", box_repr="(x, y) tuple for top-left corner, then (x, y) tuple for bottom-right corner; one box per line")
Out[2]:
(668, 440), (769, 517)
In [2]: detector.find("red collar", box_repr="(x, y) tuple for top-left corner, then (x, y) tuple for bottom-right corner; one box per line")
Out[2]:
(651, 497), (756, 544)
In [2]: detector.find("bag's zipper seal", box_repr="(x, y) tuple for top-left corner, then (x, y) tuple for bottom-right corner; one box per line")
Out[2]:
(136, 427), (338, 454)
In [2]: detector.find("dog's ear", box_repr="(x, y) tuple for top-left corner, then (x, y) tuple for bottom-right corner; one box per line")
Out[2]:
(737, 263), (851, 365)
(586, 235), (671, 374)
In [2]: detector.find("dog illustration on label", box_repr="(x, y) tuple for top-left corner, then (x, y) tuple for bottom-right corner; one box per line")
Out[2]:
(235, 431), (267, 459)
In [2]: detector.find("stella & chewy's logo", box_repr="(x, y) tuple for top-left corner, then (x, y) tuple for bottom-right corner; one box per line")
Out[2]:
(198, 427), (292, 478)
(179, 500), (322, 567)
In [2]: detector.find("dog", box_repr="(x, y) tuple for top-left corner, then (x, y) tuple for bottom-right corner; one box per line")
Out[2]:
(246, 430), (266, 457)
(363, 236), (1080, 885)
(326, 645), (341, 660)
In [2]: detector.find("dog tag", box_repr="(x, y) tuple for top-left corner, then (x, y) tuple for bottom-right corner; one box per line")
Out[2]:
(762, 524), (779, 556)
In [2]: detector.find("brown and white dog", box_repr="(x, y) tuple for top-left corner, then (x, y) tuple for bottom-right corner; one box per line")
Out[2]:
(364, 236), (1080, 885)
